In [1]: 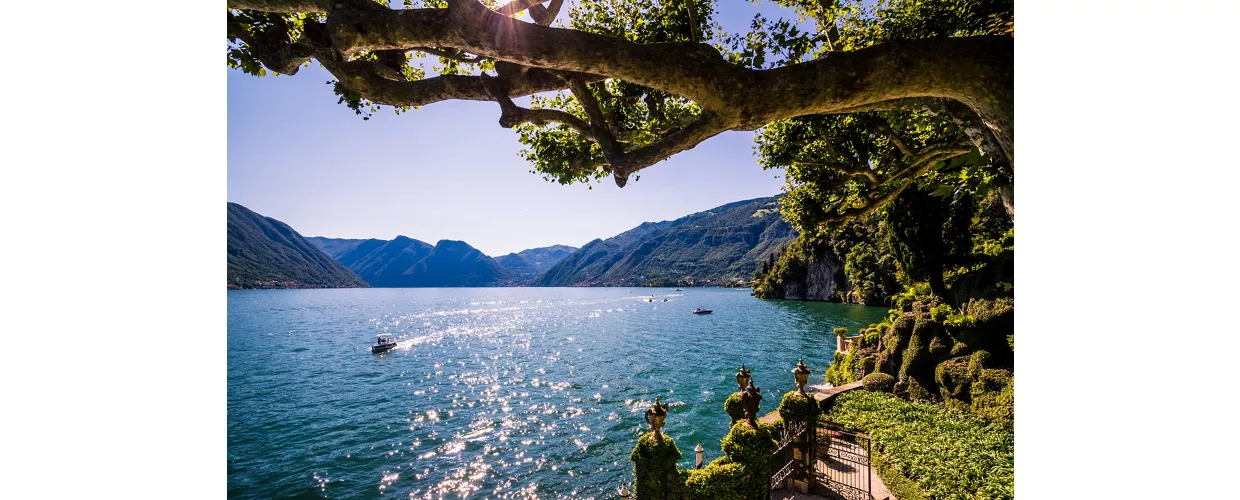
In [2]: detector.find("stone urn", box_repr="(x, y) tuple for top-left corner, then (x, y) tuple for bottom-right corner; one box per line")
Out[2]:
(735, 364), (751, 393)
(793, 357), (811, 396)
(645, 396), (670, 438)
(740, 381), (763, 426)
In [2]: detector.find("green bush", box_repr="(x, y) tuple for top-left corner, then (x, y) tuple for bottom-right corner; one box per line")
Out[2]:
(968, 350), (992, 379)
(724, 392), (745, 423)
(828, 391), (1014, 499)
(972, 380), (1014, 426)
(934, 357), (971, 400)
(719, 421), (777, 500)
(825, 351), (857, 386)
(861, 372), (895, 392)
(681, 459), (747, 500)
(630, 432), (682, 500)
(863, 328), (882, 347)
(833, 327), (849, 337)
(776, 391), (819, 422)
(905, 377), (934, 401)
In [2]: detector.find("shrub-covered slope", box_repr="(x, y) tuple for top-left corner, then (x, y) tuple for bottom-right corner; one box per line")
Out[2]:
(535, 197), (795, 286)
(227, 203), (369, 289)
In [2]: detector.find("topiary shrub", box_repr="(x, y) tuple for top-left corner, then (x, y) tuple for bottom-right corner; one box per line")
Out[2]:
(934, 357), (971, 400)
(777, 391), (819, 423)
(833, 327), (849, 337)
(719, 421), (777, 500)
(724, 392), (745, 423)
(905, 377), (934, 401)
(682, 458), (747, 500)
(972, 380), (1014, 427)
(630, 432), (682, 500)
(968, 350), (992, 379)
(861, 372), (895, 392)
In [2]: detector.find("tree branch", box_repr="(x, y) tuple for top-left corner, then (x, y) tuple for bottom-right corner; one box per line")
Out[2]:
(482, 75), (594, 138)
(228, 0), (329, 13)
(227, 12), (319, 75)
(230, 0), (1013, 180)
(414, 46), (484, 63)
(318, 51), (590, 108)
(566, 78), (624, 161)
(495, 0), (546, 16)
(876, 117), (914, 157)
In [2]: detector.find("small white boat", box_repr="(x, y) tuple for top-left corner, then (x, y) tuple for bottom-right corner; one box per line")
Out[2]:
(371, 335), (397, 353)
(692, 307), (712, 315)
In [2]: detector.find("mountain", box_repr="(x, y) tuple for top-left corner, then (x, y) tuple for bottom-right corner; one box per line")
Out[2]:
(227, 203), (369, 289)
(534, 196), (795, 286)
(494, 245), (579, 278)
(309, 235), (515, 287)
(304, 237), (370, 261)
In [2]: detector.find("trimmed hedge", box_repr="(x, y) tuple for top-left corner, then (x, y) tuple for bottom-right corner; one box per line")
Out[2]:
(776, 391), (818, 423)
(724, 392), (745, 423)
(719, 421), (777, 500)
(681, 458), (747, 500)
(630, 432), (681, 500)
(861, 372), (895, 392)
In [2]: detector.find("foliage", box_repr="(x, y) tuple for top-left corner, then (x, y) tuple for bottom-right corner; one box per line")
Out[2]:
(681, 459), (747, 500)
(885, 185), (952, 298)
(828, 391), (1014, 499)
(776, 391), (819, 422)
(719, 421), (777, 500)
(537, 196), (794, 286)
(933, 357), (970, 400)
(756, 0), (1014, 232)
(752, 211), (900, 305)
(724, 392), (745, 424)
(825, 350), (859, 386)
(861, 372), (895, 392)
(630, 431), (682, 500)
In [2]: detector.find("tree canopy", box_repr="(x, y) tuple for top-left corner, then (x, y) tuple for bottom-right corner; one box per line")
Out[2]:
(228, 0), (1012, 223)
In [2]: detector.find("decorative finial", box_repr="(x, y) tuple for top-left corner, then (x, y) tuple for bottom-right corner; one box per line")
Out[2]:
(644, 396), (671, 438)
(793, 356), (811, 396)
(735, 364), (752, 393)
(741, 380), (763, 426)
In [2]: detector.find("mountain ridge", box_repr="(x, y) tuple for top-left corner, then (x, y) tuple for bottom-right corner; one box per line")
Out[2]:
(534, 196), (794, 286)
(227, 203), (369, 289)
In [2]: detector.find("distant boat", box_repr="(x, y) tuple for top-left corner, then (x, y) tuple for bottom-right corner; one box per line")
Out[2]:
(692, 307), (713, 315)
(674, 288), (683, 291)
(371, 335), (397, 353)
(663, 298), (669, 302)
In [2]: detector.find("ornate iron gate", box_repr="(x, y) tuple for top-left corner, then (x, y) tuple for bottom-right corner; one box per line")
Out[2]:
(770, 419), (807, 489)
(811, 421), (872, 500)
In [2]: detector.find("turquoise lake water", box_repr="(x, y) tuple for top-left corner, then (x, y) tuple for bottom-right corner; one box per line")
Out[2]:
(228, 287), (886, 499)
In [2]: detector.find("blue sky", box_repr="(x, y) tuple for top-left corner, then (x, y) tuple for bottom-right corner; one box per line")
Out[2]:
(227, 1), (808, 256)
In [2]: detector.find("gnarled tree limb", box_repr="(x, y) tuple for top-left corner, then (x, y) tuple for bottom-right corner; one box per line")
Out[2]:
(228, 0), (1012, 188)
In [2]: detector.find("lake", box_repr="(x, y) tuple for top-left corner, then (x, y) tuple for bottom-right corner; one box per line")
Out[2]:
(228, 287), (886, 499)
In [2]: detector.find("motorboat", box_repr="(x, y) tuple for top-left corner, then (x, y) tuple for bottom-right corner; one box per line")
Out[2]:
(371, 335), (397, 353)
(692, 307), (713, 315)
(674, 288), (683, 291)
